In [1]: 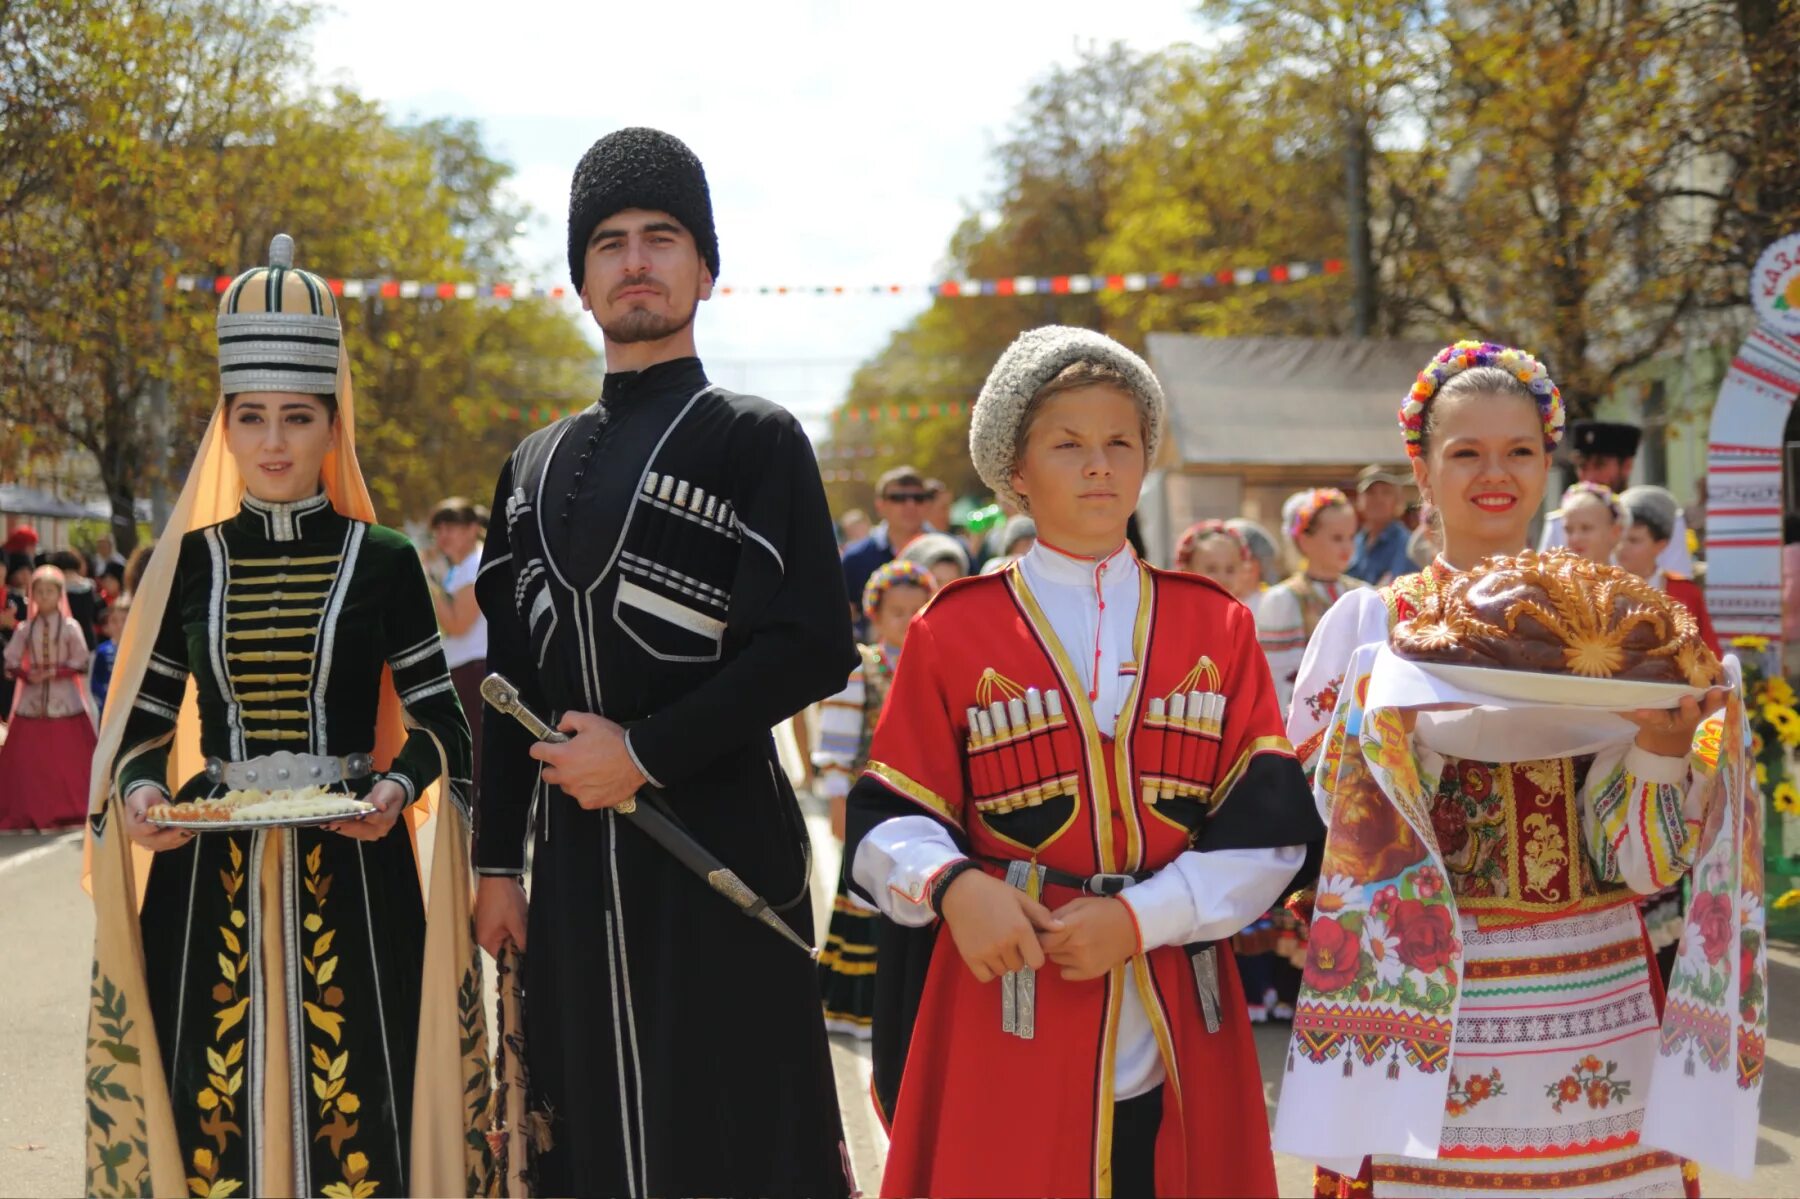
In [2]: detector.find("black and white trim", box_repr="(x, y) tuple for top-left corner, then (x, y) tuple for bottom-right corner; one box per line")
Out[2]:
(308, 523), (365, 755)
(239, 490), (334, 544)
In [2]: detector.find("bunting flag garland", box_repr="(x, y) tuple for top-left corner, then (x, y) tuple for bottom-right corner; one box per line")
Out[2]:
(477, 397), (974, 427)
(167, 257), (1344, 302)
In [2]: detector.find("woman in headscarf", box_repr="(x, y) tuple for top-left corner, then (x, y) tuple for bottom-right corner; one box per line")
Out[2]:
(82, 236), (490, 1198)
(0, 564), (98, 829)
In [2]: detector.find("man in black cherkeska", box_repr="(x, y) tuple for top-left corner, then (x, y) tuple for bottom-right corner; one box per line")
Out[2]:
(471, 127), (858, 1197)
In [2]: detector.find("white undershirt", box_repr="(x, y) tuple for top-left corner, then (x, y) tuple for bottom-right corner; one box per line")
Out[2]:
(853, 540), (1304, 1099)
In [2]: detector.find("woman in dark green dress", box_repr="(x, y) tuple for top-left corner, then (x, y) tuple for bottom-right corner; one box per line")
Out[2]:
(84, 237), (488, 1198)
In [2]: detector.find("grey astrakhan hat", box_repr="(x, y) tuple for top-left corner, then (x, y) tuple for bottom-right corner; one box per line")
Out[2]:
(969, 325), (1166, 509)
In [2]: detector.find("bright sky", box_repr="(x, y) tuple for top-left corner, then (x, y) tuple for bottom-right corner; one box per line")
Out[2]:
(307, 0), (1209, 437)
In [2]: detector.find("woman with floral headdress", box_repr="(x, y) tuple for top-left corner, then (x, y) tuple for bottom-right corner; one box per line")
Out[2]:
(1257, 489), (1367, 713)
(1273, 341), (1762, 1198)
(814, 558), (939, 1038)
(82, 237), (490, 1198)
(845, 326), (1324, 1197)
(0, 564), (97, 830)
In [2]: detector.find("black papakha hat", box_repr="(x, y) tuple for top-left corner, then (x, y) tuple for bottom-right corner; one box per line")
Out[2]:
(1568, 420), (1641, 461)
(566, 127), (720, 290)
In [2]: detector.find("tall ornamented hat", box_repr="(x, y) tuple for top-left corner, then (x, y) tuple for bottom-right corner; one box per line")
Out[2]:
(215, 234), (342, 396)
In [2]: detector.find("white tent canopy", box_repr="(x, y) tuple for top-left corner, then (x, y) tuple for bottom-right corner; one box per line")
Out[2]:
(1147, 334), (1445, 467)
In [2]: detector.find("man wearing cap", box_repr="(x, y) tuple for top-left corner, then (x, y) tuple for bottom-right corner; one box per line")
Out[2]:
(1346, 463), (1413, 585)
(840, 464), (937, 609)
(1538, 419), (1692, 573)
(472, 127), (857, 1197)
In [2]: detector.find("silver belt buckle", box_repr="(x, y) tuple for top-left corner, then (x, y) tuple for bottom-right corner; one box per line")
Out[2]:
(1085, 873), (1137, 896)
(205, 751), (374, 790)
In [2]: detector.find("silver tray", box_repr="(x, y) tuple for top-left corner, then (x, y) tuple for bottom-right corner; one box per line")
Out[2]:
(149, 800), (376, 832)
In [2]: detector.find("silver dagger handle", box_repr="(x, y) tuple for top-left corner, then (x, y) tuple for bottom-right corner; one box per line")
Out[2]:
(480, 674), (634, 812)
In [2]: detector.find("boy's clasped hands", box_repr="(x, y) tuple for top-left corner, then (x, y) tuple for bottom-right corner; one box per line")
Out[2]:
(938, 869), (1141, 984)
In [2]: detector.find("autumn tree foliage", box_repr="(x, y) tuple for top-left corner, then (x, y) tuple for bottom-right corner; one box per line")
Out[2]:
(0, 0), (600, 550)
(834, 2), (1795, 506)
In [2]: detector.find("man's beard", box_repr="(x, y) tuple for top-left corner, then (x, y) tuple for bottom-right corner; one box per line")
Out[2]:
(600, 298), (698, 345)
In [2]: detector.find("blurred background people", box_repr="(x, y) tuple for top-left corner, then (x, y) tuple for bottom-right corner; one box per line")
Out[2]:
(1347, 464), (1413, 585)
(1225, 517), (1281, 594)
(813, 559), (939, 1039)
(1619, 485), (1719, 656)
(899, 531), (971, 588)
(1174, 519), (1258, 599)
(0, 565), (97, 830)
(837, 507), (872, 548)
(842, 465), (938, 613)
(1257, 488), (1364, 711)
(1558, 481), (1626, 566)
(428, 496), (489, 790)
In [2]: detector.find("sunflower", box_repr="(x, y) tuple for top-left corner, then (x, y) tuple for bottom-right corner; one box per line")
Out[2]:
(1774, 890), (1800, 912)
(1774, 781), (1800, 816)
(1762, 677), (1797, 708)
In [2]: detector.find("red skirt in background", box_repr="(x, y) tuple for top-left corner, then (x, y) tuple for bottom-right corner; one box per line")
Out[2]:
(0, 714), (97, 831)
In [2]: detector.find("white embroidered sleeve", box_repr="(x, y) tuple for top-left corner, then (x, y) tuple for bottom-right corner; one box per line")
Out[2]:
(1286, 588), (1391, 771)
(1119, 845), (1306, 951)
(851, 814), (967, 927)
(1581, 741), (1703, 894)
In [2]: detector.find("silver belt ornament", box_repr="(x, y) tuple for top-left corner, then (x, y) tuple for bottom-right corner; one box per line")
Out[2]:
(204, 751), (375, 791)
(995, 863), (1222, 1037)
(1001, 860), (1046, 1040)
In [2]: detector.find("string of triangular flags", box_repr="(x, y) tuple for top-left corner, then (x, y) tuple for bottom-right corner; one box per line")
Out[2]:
(168, 257), (1344, 302)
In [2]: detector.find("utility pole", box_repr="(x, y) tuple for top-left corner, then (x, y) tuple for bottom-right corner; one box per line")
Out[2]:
(1345, 114), (1376, 338)
(145, 261), (173, 536)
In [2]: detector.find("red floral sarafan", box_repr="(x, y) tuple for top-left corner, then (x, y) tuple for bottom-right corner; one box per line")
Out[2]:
(1304, 917), (1360, 993)
(1431, 801), (1469, 857)
(1391, 898), (1458, 973)
(1692, 890), (1734, 966)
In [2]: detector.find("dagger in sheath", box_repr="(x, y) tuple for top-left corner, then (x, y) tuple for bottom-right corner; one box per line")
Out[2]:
(480, 673), (819, 960)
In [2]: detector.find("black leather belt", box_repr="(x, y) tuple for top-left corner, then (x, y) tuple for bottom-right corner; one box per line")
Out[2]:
(986, 859), (1153, 896)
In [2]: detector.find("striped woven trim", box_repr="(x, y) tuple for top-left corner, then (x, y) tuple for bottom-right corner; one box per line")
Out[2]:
(216, 311), (341, 394)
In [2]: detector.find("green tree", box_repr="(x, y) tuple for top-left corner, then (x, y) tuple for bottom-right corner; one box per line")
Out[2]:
(0, 0), (601, 550)
(826, 43), (1167, 515)
(1391, 0), (1748, 415)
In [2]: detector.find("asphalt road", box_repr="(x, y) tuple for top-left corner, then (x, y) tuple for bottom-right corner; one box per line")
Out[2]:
(4, 819), (1796, 1197)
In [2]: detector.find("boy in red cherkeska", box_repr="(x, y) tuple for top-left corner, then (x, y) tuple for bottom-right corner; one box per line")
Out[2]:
(845, 326), (1325, 1199)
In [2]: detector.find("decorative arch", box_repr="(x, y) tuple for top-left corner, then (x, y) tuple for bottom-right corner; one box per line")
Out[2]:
(1703, 232), (1800, 664)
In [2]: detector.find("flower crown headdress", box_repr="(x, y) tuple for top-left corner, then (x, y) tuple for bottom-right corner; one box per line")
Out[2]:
(1175, 519), (1251, 566)
(1400, 340), (1565, 460)
(1285, 488), (1351, 541)
(1560, 480), (1624, 523)
(862, 558), (938, 621)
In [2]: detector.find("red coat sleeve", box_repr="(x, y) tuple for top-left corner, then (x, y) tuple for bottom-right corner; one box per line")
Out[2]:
(860, 614), (967, 831)
(1198, 594), (1324, 853)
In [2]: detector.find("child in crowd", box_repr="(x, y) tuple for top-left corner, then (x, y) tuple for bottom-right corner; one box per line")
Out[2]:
(0, 565), (98, 830)
(1255, 488), (1365, 712)
(814, 559), (939, 1038)
(90, 600), (127, 716)
(1174, 519), (1257, 598)
(1558, 480), (1626, 565)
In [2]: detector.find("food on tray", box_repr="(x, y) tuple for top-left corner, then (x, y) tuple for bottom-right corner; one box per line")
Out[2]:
(147, 783), (371, 826)
(1391, 548), (1723, 687)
